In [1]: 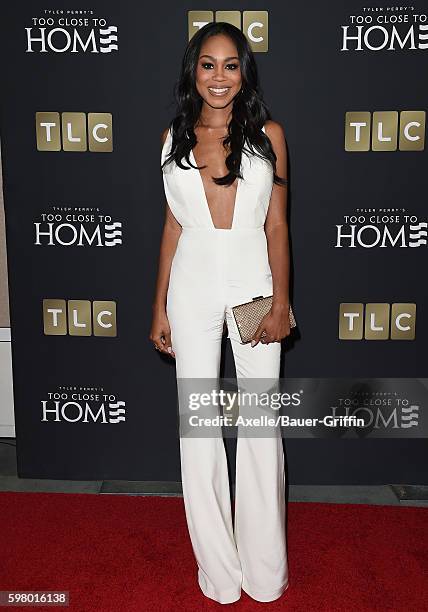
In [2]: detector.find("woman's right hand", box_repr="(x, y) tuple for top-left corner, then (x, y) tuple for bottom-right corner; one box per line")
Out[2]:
(149, 308), (175, 358)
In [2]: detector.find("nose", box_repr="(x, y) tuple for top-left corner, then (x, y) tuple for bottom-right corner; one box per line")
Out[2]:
(212, 66), (227, 81)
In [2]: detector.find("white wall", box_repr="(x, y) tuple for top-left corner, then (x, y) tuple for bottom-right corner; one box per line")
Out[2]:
(0, 144), (15, 437)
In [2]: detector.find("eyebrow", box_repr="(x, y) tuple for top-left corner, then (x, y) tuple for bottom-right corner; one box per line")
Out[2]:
(199, 54), (239, 61)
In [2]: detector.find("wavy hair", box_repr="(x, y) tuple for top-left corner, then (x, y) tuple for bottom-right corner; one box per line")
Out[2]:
(162, 21), (287, 187)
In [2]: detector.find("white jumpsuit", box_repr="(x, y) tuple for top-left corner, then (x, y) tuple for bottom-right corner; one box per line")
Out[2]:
(161, 124), (289, 604)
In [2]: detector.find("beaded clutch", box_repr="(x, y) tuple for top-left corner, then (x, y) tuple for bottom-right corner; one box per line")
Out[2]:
(231, 295), (296, 344)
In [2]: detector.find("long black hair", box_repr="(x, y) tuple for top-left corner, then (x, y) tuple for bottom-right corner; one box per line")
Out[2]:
(162, 21), (287, 187)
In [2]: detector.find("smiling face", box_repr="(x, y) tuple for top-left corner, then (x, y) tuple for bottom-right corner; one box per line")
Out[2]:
(195, 33), (242, 108)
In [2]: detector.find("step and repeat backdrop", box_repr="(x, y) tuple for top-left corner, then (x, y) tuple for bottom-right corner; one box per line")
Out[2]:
(0, 2), (427, 483)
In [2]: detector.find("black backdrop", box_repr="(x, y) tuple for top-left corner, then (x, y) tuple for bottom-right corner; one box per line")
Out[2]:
(0, 1), (427, 483)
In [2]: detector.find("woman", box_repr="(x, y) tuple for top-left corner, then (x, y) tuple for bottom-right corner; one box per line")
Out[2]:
(150, 21), (291, 604)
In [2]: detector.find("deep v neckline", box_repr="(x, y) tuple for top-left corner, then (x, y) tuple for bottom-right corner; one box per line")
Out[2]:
(190, 147), (241, 230)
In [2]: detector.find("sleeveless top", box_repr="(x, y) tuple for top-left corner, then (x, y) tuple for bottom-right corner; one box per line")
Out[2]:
(160, 124), (274, 230)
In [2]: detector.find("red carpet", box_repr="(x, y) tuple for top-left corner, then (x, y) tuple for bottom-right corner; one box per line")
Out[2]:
(0, 492), (427, 611)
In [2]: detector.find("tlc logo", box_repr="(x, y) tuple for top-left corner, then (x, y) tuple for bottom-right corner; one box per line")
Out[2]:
(345, 111), (425, 151)
(339, 303), (416, 340)
(36, 112), (113, 152)
(43, 299), (117, 336)
(188, 11), (268, 52)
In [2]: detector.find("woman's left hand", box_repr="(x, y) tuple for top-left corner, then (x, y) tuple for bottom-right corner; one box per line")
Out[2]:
(251, 306), (291, 347)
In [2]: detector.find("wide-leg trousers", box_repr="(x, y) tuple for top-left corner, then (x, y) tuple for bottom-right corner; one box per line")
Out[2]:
(166, 227), (289, 604)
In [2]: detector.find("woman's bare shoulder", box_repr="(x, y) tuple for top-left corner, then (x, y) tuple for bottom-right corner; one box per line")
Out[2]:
(264, 119), (285, 141)
(161, 126), (170, 146)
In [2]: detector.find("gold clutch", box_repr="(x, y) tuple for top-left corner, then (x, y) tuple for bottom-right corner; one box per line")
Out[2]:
(231, 295), (296, 344)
